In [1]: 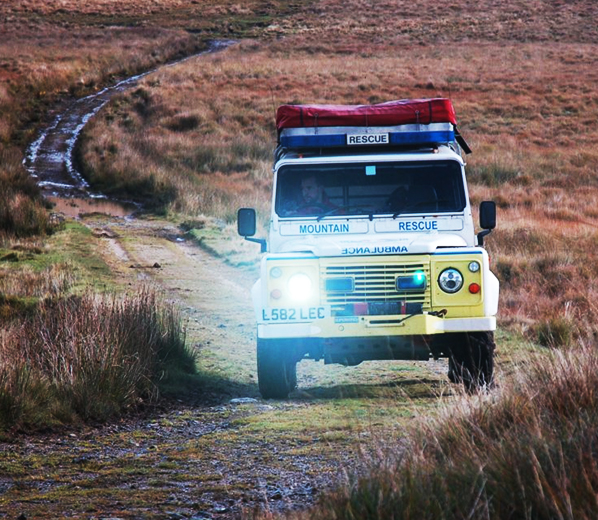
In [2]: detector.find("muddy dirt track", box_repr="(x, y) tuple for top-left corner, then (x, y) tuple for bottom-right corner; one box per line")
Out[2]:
(1, 215), (370, 519)
(5, 42), (361, 517)
(1, 213), (451, 519)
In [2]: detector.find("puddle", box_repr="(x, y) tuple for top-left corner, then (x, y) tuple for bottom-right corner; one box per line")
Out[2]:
(48, 196), (137, 218)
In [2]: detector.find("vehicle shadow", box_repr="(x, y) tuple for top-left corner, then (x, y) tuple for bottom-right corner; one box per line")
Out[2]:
(161, 370), (261, 407)
(291, 377), (451, 401)
(166, 366), (452, 406)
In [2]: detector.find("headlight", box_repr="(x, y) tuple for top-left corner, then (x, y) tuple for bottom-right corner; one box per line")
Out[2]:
(287, 273), (313, 302)
(438, 268), (463, 293)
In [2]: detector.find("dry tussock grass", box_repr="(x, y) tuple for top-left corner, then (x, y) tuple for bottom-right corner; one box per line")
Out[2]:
(0, 25), (201, 145)
(291, 341), (598, 519)
(0, 0), (306, 236)
(0, 148), (50, 238)
(263, 0), (598, 51)
(0, 0), (300, 146)
(0, 262), (74, 300)
(1, 0), (598, 513)
(0, 287), (192, 431)
(1, 0), (311, 429)
(5, 1), (597, 340)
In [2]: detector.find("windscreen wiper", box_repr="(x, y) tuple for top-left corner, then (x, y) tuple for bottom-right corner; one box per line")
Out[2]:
(317, 205), (375, 222)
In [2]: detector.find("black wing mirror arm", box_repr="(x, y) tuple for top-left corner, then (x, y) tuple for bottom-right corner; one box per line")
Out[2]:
(237, 208), (267, 253)
(245, 237), (267, 253)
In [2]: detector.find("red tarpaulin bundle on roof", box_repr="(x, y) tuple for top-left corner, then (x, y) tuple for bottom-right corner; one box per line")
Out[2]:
(276, 98), (458, 132)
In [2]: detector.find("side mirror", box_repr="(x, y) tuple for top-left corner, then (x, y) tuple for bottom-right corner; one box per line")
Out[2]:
(479, 201), (496, 230)
(238, 208), (257, 237)
(237, 208), (267, 253)
(477, 201), (496, 247)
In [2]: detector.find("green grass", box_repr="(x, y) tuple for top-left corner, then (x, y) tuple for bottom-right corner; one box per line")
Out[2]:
(0, 219), (200, 431)
(0, 220), (115, 309)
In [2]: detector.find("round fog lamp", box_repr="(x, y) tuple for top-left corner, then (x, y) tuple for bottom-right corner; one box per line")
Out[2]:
(270, 267), (282, 279)
(438, 268), (463, 294)
(288, 273), (313, 302)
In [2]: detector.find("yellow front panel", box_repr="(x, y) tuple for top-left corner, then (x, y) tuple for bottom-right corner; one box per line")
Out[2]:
(430, 254), (484, 317)
(262, 252), (488, 335)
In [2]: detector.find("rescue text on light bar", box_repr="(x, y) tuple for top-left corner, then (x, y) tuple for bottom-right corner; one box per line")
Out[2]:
(347, 133), (389, 146)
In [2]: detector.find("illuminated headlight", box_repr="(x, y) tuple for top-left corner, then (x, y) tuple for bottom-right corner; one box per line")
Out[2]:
(288, 273), (313, 302)
(438, 268), (463, 293)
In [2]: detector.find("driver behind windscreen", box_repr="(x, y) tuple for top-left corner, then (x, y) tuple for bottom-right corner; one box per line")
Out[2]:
(285, 175), (336, 215)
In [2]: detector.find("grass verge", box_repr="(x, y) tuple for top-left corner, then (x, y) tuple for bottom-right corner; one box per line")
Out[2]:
(0, 218), (198, 432)
(287, 340), (598, 520)
(0, 286), (195, 431)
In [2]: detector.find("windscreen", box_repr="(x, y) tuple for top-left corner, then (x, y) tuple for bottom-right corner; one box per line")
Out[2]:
(275, 160), (466, 218)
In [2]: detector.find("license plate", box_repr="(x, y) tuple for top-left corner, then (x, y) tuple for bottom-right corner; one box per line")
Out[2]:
(261, 306), (330, 322)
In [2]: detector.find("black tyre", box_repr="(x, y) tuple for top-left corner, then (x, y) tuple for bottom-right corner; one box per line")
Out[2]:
(257, 338), (297, 399)
(447, 331), (495, 392)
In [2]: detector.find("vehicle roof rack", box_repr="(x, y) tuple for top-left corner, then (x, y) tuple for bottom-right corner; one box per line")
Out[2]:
(275, 99), (471, 156)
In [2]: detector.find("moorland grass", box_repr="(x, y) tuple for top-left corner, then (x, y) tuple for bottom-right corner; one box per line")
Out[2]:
(284, 341), (598, 520)
(69, 4), (598, 515)
(0, 147), (50, 238)
(78, 40), (598, 344)
(3, 0), (598, 515)
(0, 0), (311, 430)
(0, 287), (194, 431)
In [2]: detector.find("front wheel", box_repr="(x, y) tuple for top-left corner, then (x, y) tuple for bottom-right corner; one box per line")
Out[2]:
(257, 339), (297, 399)
(447, 331), (495, 392)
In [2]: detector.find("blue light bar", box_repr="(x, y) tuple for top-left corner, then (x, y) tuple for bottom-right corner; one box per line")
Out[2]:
(282, 134), (346, 148)
(279, 123), (455, 150)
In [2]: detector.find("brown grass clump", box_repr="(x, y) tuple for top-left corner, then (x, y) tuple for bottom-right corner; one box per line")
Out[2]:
(0, 147), (50, 238)
(0, 287), (194, 431)
(77, 71), (274, 219)
(0, 262), (73, 300)
(286, 341), (598, 519)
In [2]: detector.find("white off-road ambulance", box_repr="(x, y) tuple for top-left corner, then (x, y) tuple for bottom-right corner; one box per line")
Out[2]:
(238, 98), (499, 398)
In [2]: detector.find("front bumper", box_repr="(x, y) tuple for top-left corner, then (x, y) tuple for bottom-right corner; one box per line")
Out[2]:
(257, 314), (496, 339)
